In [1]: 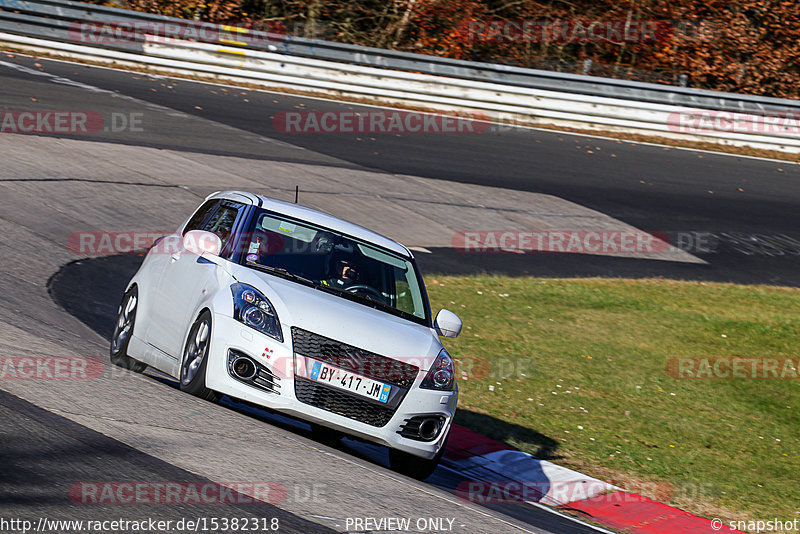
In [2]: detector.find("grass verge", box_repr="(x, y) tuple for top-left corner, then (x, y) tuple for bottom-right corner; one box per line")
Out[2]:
(427, 276), (800, 524)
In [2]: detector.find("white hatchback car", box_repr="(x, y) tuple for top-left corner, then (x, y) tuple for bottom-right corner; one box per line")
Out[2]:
(111, 190), (462, 479)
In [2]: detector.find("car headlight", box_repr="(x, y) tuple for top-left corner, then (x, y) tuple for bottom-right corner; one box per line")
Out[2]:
(231, 283), (283, 342)
(420, 348), (456, 391)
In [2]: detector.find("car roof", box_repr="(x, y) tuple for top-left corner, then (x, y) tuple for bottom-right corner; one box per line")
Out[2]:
(208, 190), (413, 258)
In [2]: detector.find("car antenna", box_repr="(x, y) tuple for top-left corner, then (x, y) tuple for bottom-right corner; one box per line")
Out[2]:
(294, 185), (299, 204)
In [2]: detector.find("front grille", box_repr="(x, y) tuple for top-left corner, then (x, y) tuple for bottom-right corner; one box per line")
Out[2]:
(291, 327), (419, 388)
(294, 378), (394, 427)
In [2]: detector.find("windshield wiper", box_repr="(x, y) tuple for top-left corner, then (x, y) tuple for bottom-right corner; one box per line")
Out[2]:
(247, 263), (316, 287)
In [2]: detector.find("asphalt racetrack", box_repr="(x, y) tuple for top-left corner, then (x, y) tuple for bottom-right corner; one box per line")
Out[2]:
(1, 51), (798, 534)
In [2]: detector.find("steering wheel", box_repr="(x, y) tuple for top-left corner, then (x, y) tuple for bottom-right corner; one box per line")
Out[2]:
(346, 284), (387, 304)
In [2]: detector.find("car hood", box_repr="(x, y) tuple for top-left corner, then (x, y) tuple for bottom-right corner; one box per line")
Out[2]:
(230, 265), (442, 367)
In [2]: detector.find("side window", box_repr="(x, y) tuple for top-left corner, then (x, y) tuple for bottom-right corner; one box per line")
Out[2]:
(202, 201), (245, 252)
(184, 200), (219, 234)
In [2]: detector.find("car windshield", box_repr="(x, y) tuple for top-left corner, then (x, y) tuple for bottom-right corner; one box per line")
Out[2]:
(240, 210), (428, 324)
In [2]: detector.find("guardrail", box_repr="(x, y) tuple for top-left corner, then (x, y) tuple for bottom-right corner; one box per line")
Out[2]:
(1, 0), (799, 153)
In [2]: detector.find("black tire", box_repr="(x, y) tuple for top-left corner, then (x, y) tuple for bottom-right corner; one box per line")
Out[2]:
(110, 287), (147, 373)
(389, 430), (449, 481)
(310, 423), (344, 446)
(179, 310), (220, 402)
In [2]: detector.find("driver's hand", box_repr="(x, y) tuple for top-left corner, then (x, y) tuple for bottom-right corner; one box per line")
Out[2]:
(342, 266), (355, 280)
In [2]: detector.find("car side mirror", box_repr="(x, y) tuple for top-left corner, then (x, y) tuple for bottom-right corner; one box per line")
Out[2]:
(434, 309), (462, 338)
(183, 230), (222, 256)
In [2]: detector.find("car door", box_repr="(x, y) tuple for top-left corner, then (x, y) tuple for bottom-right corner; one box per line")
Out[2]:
(142, 198), (219, 349)
(147, 200), (246, 358)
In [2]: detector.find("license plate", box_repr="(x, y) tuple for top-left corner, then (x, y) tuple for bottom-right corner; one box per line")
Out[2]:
(308, 360), (391, 403)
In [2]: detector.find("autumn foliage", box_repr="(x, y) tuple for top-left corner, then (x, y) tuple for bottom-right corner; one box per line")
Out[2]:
(95, 0), (800, 98)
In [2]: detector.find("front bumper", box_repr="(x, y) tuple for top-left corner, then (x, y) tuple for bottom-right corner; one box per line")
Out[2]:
(205, 313), (457, 459)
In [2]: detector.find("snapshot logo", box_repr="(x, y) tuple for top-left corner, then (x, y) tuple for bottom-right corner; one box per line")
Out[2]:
(69, 482), (286, 505)
(453, 230), (670, 255)
(728, 518), (800, 533)
(68, 20), (286, 46)
(0, 356), (104, 380)
(273, 110), (491, 134)
(668, 357), (800, 379)
(0, 111), (143, 134)
(458, 19), (671, 43)
(668, 110), (800, 135)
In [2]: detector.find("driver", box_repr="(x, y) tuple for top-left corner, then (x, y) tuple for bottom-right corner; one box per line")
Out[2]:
(322, 259), (359, 289)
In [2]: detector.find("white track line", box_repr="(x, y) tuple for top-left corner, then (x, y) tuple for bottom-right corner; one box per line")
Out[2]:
(438, 464), (617, 534)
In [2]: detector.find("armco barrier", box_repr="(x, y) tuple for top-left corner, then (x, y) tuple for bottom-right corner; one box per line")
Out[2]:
(1, 0), (800, 153)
